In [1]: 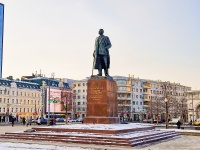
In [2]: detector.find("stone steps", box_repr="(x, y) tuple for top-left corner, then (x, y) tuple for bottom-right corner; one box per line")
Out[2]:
(0, 130), (180, 147)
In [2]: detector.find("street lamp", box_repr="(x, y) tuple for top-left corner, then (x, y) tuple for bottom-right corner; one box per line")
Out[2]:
(164, 97), (168, 129)
(53, 98), (57, 119)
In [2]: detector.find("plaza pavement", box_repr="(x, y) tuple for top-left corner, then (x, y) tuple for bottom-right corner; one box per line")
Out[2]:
(0, 122), (200, 150)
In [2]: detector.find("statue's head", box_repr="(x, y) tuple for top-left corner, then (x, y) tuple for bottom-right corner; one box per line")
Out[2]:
(99, 29), (104, 35)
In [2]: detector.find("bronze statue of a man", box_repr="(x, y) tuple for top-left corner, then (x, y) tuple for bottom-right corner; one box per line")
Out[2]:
(93, 29), (112, 76)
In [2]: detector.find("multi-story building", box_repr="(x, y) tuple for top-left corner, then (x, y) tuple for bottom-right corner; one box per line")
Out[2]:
(72, 78), (89, 119)
(0, 78), (41, 122)
(0, 3), (4, 78)
(186, 90), (200, 122)
(23, 76), (72, 119)
(113, 75), (191, 122)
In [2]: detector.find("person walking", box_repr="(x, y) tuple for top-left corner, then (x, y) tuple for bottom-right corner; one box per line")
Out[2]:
(176, 120), (182, 129)
(22, 117), (26, 126)
(11, 116), (15, 127)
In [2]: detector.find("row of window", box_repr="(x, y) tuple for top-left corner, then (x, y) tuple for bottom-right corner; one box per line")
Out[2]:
(0, 90), (40, 97)
(0, 107), (39, 113)
(77, 101), (86, 105)
(0, 98), (39, 105)
(73, 89), (86, 93)
(73, 83), (87, 87)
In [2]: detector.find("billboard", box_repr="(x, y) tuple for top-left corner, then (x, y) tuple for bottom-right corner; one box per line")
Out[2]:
(0, 4), (4, 78)
(46, 88), (72, 113)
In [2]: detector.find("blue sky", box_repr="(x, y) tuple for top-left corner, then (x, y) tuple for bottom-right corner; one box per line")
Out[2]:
(1, 0), (200, 89)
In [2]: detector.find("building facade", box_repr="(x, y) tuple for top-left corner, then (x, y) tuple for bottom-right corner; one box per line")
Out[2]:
(186, 90), (200, 122)
(113, 75), (191, 122)
(0, 78), (41, 122)
(72, 78), (89, 119)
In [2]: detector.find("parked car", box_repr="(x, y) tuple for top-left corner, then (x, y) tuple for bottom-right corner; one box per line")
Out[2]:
(37, 118), (55, 125)
(193, 119), (200, 126)
(56, 118), (65, 122)
(76, 118), (84, 123)
(68, 119), (76, 122)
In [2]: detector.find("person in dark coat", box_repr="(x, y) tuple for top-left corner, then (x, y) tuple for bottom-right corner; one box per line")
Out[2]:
(11, 117), (15, 127)
(22, 117), (26, 126)
(176, 120), (181, 129)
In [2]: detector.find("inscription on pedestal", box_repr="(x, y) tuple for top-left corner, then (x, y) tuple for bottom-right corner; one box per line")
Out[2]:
(84, 77), (120, 124)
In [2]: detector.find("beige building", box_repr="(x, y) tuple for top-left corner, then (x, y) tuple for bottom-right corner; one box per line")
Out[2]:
(72, 78), (89, 119)
(113, 75), (191, 122)
(186, 90), (200, 122)
(0, 79), (41, 122)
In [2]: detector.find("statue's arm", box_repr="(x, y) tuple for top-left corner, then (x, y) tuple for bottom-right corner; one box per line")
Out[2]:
(105, 37), (112, 49)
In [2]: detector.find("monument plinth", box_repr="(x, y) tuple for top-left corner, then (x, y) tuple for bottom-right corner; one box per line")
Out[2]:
(84, 76), (120, 124)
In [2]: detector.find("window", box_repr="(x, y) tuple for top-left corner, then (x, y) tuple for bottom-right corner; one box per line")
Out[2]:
(140, 95), (142, 99)
(73, 90), (76, 93)
(83, 102), (85, 105)
(83, 95), (85, 99)
(16, 99), (18, 104)
(78, 90), (81, 93)
(0, 107), (1, 112)
(24, 108), (26, 112)
(83, 89), (85, 92)
(4, 98), (6, 103)
(83, 83), (85, 86)
(77, 96), (80, 99)
(11, 108), (13, 112)
(12, 99), (14, 104)
(24, 100), (26, 104)
(78, 83), (81, 87)
(78, 102), (81, 105)
(136, 89), (138, 92)
(12, 91), (14, 95)
(7, 99), (9, 103)
(0, 90), (2, 94)
(21, 92), (22, 96)
(83, 108), (85, 111)
(0, 98), (1, 103)
(28, 100), (29, 104)
(20, 108), (21, 112)
(140, 102), (142, 105)
(136, 95), (138, 99)
(133, 101), (135, 105)
(3, 108), (5, 112)
(140, 89), (142, 93)
(136, 101), (138, 105)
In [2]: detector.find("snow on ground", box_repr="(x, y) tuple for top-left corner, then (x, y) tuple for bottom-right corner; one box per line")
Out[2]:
(0, 142), (91, 150)
(41, 123), (150, 130)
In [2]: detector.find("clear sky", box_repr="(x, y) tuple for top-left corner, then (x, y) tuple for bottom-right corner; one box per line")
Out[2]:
(1, 0), (200, 89)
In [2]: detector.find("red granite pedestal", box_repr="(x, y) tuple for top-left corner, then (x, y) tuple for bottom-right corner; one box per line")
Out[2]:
(84, 76), (120, 124)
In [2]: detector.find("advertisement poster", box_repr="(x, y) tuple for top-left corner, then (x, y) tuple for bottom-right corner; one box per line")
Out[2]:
(46, 88), (73, 113)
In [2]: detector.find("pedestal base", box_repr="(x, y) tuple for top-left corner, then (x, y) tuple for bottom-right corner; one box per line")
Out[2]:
(84, 117), (119, 124)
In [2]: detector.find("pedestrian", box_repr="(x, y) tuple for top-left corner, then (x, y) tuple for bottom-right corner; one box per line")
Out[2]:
(26, 116), (29, 127)
(11, 117), (14, 127)
(176, 120), (182, 129)
(189, 120), (192, 125)
(29, 116), (32, 126)
(22, 117), (26, 126)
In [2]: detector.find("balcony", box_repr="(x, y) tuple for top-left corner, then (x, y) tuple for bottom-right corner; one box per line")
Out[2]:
(117, 90), (131, 93)
(143, 98), (151, 102)
(143, 104), (150, 108)
(118, 104), (131, 107)
(143, 91), (151, 95)
(117, 97), (131, 100)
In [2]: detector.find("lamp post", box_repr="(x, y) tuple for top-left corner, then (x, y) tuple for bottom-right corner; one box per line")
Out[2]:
(53, 98), (57, 119)
(65, 93), (68, 124)
(164, 97), (168, 129)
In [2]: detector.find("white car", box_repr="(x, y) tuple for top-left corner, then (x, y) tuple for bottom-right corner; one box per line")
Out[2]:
(68, 119), (76, 122)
